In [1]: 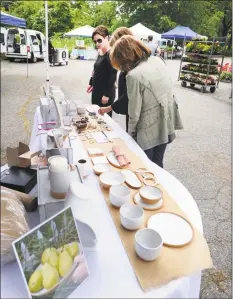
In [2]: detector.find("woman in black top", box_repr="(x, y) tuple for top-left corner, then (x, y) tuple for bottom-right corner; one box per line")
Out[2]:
(87, 25), (117, 117)
(98, 27), (133, 130)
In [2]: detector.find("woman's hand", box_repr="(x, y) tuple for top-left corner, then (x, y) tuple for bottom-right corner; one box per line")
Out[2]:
(98, 106), (112, 115)
(101, 95), (109, 104)
(87, 85), (93, 93)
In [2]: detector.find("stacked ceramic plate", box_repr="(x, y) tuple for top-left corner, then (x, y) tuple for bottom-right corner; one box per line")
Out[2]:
(134, 186), (164, 211)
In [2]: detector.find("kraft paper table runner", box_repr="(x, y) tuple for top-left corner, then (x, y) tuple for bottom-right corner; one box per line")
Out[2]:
(81, 139), (213, 291)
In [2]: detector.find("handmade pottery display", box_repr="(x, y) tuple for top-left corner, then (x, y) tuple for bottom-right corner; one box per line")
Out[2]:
(47, 128), (71, 142)
(93, 163), (111, 175)
(120, 203), (144, 230)
(139, 186), (163, 205)
(87, 148), (104, 157)
(121, 169), (142, 189)
(134, 192), (164, 211)
(99, 171), (125, 189)
(77, 106), (86, 114)
(147, 212), (194, 247)
(75, 120), (88, 131)
(77, 159), (92, 178)
(135, 228), (163, 261)
(107, 151), (128, 169)
(109, 185), (131, 208)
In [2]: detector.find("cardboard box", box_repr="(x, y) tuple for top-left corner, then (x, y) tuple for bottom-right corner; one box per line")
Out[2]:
(6, 142), (41, 168)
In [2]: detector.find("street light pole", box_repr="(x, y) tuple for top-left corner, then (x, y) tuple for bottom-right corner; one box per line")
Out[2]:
(45, 0), (49, 97)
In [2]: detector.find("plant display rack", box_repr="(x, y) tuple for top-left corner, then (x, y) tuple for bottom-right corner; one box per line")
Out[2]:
(178, 37), (228, 93)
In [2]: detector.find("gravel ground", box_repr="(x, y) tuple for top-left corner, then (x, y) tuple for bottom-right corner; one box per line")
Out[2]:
(1, 57), (232, 298)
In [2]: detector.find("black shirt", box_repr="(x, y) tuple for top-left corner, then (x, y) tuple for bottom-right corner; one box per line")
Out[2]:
(89, 52), (117, 103)
(111, 72), (128, 115)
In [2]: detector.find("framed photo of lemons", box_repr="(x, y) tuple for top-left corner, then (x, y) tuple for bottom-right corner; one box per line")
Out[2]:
(12, 207), (89, 299)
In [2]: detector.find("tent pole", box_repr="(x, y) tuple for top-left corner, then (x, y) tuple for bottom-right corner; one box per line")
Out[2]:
(45, 0), (49, 97)
(171, 38), (175, 60)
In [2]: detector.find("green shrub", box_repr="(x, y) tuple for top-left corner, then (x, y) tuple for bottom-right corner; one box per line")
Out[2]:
(220, 71), (232, 82)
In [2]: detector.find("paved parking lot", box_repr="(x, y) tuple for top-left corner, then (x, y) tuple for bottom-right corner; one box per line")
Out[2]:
(1, 57), (232, 298)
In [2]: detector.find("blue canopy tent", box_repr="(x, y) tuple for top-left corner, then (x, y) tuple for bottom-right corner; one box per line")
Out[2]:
(0, 11), (26, 28)
(161, 25), (198, 59)
(161, 25), (198, 39)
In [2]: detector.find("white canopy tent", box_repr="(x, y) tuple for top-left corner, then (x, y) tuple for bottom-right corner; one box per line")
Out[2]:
(64, 25), (95, 38)
(129, 23), (161, 41)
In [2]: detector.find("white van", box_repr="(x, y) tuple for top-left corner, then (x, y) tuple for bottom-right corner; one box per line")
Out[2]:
(0, 27), (7, 54)
(5, 28), (46, 62)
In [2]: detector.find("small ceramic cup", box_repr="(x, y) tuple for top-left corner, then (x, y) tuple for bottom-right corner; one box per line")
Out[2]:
(109, 185), (131, 208)
(120, 203), (144, 230)
(77, 159), (92, 178)
(135, 228), (163, 261)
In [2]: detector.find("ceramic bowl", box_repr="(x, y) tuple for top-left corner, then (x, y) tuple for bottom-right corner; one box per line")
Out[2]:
(99, 171), (125, 189)
(139, 186), (163, 205)
(135, 228), (163, 261)
(47, 128), (71, 141)
(77, 106), (86, 114)
(75, 120), (88, 131)
(93, 163), (111, 175)
(109, 185), (131, 208)
(120, 203), (144, 230)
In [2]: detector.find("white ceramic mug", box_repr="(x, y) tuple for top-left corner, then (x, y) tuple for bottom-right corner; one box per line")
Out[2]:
(135, 228), (163, 261)
(77, 159), (92, 178)
(109, 185), (131, 208)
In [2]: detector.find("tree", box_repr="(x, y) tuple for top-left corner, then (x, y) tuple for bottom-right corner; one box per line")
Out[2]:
(8, 1), (44, 29)
(48, 1), (74, 35)
(8, 1), (74, 36)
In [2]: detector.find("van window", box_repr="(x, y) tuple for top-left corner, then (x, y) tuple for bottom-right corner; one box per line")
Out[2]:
(30, 35), (38, 45)
(20, 34), (26, 45)
(0, 33), (4, 44)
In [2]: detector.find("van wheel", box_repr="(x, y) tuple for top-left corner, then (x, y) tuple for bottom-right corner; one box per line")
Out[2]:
(30, 53), (37, 63)
(8, 58), (15, 62)
(66, 61), (68, 65)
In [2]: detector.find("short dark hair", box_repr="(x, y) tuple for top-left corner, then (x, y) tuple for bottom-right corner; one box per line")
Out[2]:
(92, 25), (109, 40)
(148, 35), (153, 41)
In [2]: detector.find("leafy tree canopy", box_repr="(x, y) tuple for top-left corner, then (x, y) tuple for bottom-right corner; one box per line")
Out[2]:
(5, 0), (231, 44)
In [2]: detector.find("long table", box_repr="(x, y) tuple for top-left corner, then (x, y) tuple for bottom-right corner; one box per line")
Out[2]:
(1, 107), (202, 298)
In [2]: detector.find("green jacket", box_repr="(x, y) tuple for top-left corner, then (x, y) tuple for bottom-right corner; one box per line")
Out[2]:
(126, 56), (183, 150)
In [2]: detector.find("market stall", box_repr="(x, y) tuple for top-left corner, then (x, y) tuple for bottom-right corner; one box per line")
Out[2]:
(0, 11), (26, 28)
(161, 25), (199, 59)
(1, 89), (213, 297)
(130, 23), (161, 42)
(64, 25), (97, 60)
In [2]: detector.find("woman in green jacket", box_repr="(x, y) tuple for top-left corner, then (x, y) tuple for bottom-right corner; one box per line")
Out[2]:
(110, 35), (183, 168)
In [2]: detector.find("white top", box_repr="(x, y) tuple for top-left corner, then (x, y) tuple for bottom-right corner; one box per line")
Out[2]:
(1, 107), (202, 298)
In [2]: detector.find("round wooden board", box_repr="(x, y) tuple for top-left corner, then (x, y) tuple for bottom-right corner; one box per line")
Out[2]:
(147, 212), (194, 248)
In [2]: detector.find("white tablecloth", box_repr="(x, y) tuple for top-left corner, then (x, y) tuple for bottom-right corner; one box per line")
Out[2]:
(1, 107), (202, 298)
